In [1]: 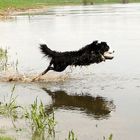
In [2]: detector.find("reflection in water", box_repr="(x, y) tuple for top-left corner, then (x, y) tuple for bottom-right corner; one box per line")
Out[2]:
(42, 88), (115, 120)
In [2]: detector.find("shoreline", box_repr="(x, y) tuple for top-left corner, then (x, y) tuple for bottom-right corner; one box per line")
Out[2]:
(0, 2), (124, 19)
(0, 2), (83, 19)
(0, 2), (140, 19)
(0, 6), (48, 19)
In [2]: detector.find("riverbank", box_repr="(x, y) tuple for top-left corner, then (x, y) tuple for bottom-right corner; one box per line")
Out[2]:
(0, 6), (49, 19)
(0, 0), (140, 18)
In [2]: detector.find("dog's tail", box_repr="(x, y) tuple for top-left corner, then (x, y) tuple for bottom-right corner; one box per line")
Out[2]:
(40, 44), (55, 58)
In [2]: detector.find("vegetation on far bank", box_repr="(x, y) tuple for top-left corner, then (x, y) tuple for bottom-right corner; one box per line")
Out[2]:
(0, 136), (13, 140)
(0, 0), (140, 12)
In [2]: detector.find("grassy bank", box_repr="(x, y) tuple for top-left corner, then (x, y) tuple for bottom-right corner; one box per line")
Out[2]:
(1, 0), (81, 11)
(0, 0), (140, 17)
(0, 136), (13, 140)
(0, 0), (140, 11)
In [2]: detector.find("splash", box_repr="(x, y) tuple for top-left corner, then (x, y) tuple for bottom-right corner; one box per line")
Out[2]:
(0, 72), (70, 83)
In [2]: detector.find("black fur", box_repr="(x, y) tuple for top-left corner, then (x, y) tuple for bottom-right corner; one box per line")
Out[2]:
(40, 40), (112, 75)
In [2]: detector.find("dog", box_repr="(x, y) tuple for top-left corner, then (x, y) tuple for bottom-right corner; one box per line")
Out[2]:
(32, 40), (113, 80)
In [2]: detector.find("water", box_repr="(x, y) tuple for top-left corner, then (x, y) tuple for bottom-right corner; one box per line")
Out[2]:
(0, 3), (140, 140)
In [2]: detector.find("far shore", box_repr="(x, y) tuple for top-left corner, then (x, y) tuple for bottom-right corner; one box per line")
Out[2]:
(0, 2), (140, 19)
(0, 6), (49, 19)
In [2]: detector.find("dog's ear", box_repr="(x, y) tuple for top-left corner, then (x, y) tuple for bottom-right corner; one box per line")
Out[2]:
(100, 42), (109, 52)
(92, 40), (98, 45)
(101, 42), (108, 46)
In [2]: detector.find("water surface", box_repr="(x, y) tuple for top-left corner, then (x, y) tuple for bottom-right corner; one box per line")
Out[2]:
(0, 3), (140, 140)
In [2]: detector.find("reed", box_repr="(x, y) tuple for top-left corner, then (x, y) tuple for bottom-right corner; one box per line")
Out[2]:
(0, 85), (21, 120)
(65, 130), (78, 140)
(25, 98), (56, 135)
(0, 48), (8, 71)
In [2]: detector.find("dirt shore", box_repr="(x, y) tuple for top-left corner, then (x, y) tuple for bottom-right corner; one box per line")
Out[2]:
(0, 6), (49, 19)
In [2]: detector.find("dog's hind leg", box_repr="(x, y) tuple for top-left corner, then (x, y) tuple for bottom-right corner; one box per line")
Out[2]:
(31, 62), (53, 82)
(41, 66), (53, 76)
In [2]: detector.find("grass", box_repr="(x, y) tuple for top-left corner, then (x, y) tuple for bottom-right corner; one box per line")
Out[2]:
(25, 98), (56, 135)
(1, 0), (140, 12)
(0, 84), (23, 131)
(0, 0), (82, 11)
(65, 130), (78, 140)
(108, 134), (113, 140)
(0, 85), (19, 119)
(0, 136), (13, 140)
(0, 89), (56, 139)
(0, 48), (8, 71)
(0, 48), (7, 59)
(0, 48), (19, 72)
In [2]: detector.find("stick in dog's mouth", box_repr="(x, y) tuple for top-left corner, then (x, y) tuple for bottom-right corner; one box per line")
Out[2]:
(103, 51), (114, 60)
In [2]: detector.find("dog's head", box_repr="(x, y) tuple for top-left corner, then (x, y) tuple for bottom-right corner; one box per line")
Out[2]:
(93, 41), (114, 61)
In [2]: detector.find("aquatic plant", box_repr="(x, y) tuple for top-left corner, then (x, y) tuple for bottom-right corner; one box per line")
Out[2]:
(0, 47), (19, 74)
(25, 98), (56, 135)
(15, 58), (19, 73)
(0, 48), (7, 58)
(0, 85), (19, 118)
(0, 48), (8, 71)
(0, 84), (23, 131)
(65, 130), (78, 140)
(103, 134), (113, 140)
(108, 134), (113, 140)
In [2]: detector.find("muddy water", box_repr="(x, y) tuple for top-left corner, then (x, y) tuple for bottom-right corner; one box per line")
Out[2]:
(0, 3), (140, 140)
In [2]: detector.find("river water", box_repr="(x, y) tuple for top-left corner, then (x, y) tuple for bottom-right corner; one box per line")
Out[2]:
(0, 3), (140, 140)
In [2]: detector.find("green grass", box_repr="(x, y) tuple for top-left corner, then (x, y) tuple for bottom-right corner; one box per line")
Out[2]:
(0, 84), (22, 125)
(0, 0), (140, 11)
(0, 136), (13, 140)
(25, 98), (56, 135)
(0, 48), (8, 71)
(65, 130), (78, 140)
(0, 0), (82, 10)
(0, 48), (19, 72)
